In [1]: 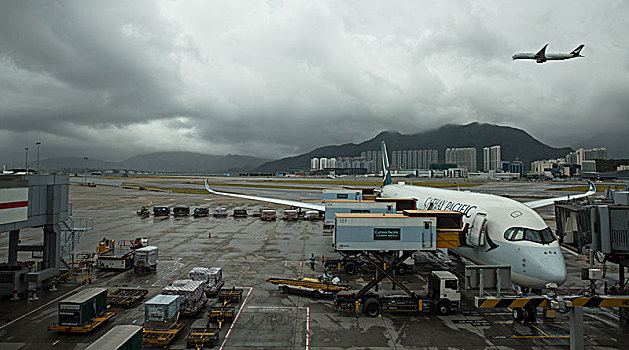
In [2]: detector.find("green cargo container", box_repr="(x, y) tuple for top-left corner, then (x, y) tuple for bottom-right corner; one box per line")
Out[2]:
(58, 288), (108, 326)
(86, 325), (143, 350)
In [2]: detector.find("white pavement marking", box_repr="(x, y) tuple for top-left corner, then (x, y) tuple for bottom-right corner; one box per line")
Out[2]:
(52, 340), (59, 346)
(561, 246), (580, 257)
(219, 287), (253, 350)
(0, 285), (85, 330)
(151, 258), (184, 287)
(246, 305), (310, 350)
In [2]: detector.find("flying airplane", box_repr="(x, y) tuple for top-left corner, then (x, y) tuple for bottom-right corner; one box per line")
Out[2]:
(512, 44), (585, 63)
(204, 141), (596, 290)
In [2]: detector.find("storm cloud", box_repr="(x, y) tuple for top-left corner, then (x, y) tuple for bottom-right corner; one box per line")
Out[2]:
(1, 0), (628, 166)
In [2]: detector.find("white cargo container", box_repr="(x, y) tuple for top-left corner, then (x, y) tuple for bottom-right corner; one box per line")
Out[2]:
(334, 213), (436, 251)
(145, 294), (180, 330)
(304, 210), (320, 220)
(134, 246), (158, 273)
(260, 209), (277, 221)
(323, 189), (363, 202)
(324, 200), (396, 228)
(282, 209), (299, 220)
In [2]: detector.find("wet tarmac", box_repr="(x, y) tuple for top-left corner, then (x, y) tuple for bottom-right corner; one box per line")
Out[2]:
(0, 179), (627, 349)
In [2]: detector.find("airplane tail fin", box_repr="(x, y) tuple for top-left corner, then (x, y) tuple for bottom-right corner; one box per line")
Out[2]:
(571, 44), (585, 56)
(381, 141), (392, 186)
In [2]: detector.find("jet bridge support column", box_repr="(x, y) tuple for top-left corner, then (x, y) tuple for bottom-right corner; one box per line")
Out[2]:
(8, 230), (19, 266)
(569, 307), (584, 350)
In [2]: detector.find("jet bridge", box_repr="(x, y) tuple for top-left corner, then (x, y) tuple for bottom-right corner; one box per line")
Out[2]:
(0, 175), (70, 296)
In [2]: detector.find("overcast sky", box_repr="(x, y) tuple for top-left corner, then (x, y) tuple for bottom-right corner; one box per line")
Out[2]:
(1, 0), (628, 166)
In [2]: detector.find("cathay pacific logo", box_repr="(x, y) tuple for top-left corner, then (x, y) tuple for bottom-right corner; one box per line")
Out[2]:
(485, 233), (499, 252)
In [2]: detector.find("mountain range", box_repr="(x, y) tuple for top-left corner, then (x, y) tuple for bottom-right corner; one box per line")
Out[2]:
(37, 123), (574, 173)
(254, 123), (573, 172)
(40, 152), (268, 173)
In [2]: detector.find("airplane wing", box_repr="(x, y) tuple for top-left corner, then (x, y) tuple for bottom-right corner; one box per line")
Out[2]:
(524, 181), (596, 209)
(204, 178), (325, 211)
(535, 43), (548, 60)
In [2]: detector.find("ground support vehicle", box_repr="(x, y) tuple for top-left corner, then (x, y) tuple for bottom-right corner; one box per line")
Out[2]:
(267, 276), (350, 299)
(86, 325), (143, 350)
(97, 251), (135, 271)
(173, 205), (190, 217)
(48, 310), (117, 333)
(136, 206), (150, 217)
(153, 206), (170, 216)
(143, 321), (186, 347)
(325, 253), (414, 275)
(134, 246), (158, 273)
(282, 209), (299, 220)
(185, 327), (220, 349)
(233, 209), (248, 217)
(334, 251), (460, 317)
(260, 209), (277, 221)
(218, 288), (243, 305)
(108, 288), (149, 308)
(213, 208), (228, 217)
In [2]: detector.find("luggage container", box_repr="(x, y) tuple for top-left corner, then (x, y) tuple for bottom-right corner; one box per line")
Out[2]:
(323, 189), (362, 201)
(49, 287), (117, 333)
(97, 251), (134, 271)
(162, 279), (208, 316)
(334, 213), (436, 252)
(324, 200), (396, 229)
(145, 294), (181, 330)
(86, 325), (143, 350)
(57, 288), (108, 326)
(134, 246), (158, 273)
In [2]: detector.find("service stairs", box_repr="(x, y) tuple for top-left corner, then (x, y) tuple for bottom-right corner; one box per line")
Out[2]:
(60, 216), (94, 268)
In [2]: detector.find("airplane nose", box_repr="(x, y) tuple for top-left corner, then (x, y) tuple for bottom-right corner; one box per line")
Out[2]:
(538, 247), (567, 285)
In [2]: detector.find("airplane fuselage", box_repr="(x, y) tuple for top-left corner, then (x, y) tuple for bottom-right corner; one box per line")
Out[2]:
(380, 183), (567, 289)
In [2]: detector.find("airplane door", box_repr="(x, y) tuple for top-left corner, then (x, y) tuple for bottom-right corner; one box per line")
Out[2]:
(467, 213), (487, 247)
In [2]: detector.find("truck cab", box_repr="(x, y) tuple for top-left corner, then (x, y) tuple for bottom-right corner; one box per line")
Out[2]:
(427, 271), (460, 315)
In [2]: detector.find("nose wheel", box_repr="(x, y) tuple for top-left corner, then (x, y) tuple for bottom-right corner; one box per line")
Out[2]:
(512, 305), (537, 323)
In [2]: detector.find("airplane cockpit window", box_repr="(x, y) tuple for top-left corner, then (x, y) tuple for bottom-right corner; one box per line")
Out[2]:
(504, 227), (555, 244)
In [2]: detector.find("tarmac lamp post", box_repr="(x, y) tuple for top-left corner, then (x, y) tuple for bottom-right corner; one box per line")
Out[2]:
(35, 142), (41, 173)
(25, 147), (29, 172)
(84, 156), (88, 185)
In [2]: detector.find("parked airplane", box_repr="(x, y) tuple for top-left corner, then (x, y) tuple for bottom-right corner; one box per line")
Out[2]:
(512, 44), (585, 63)
(204, 141), (595, 290)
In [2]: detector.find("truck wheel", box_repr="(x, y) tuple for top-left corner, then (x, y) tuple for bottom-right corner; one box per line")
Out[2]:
(512, 308), (525, 322)
(364, 298), (380, 317)
(312, 291), (321, 299)
(436, 300), (450, 316)
(397, 266), (407, 275)
(282, 286), (290, 294)
(345, 263), (357, 275)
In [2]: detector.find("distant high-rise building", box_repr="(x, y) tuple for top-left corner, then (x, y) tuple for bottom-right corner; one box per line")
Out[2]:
(509, 161), (524, 176)
(483, 145), (501, 172)
(565, 147), (607, 166)
(310, 158), (319, 170)
(446, 148), (477, 172)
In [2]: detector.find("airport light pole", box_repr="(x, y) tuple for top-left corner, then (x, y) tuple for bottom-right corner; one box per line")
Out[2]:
(36, 142), (41, 173)
(25, 147), (29, 172)
(84, 156), (88, 185)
